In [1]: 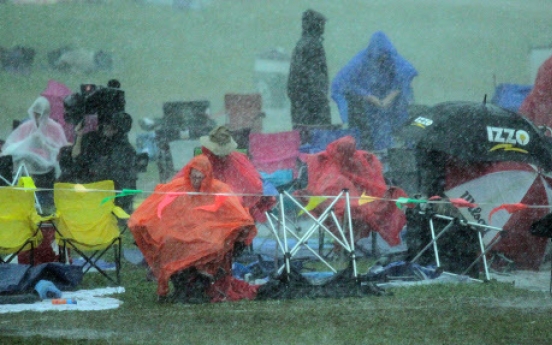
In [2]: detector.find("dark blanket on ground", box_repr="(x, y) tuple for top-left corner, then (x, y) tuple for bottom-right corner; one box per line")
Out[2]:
(0, 263), (83, 303)
(255, 265), (387, 300)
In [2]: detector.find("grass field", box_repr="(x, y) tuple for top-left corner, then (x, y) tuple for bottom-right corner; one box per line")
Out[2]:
(2, 254), (552, 345)
(2, 1), (552, 343)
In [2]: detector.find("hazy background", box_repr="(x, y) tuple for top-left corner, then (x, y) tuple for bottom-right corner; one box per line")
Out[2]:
(1, 0), (551, 142)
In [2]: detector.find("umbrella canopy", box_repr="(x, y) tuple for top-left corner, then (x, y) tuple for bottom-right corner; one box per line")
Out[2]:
(400, 101), (552, 171)
(444, 161), (551, 270)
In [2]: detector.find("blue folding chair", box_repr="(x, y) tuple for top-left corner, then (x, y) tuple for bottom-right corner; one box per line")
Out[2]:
(299, 128), (362, 154)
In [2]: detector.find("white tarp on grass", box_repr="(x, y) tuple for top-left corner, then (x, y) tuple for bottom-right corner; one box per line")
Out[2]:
(0, 287), (124, 314)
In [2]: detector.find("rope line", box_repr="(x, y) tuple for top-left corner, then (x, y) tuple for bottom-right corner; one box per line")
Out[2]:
(2, 185), (551, 209)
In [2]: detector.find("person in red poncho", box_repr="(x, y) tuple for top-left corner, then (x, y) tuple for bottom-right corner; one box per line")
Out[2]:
(520, 55), (552, 132)
(129, 155), (258, 303)
(174, 126), (276, 222)
(297, 135), (407, 248)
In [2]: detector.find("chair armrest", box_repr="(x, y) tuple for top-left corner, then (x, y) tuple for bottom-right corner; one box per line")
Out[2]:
(112, 206), (131, 220)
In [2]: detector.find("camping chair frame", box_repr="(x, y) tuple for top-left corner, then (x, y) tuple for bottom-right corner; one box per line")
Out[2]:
(264, 189), (360, 280)
(57, 233), (123, 285)
(52, 181), (130, 285)
(0, 186), (52, 266)
(410, 212), (506, 281)
(0, 228), (43, 266)
(0, 157), (44, 214)
(14, 163), (44, 214)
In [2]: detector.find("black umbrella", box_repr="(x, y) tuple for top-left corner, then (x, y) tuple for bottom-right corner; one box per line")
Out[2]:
(399, 101), (552, 171)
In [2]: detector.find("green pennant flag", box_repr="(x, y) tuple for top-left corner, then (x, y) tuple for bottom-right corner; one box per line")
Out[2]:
(395, 197), (427, 209)
(101, 189), (143, 205)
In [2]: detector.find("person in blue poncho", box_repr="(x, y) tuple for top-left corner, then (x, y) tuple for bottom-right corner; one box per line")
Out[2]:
(331, 31), (418, 153)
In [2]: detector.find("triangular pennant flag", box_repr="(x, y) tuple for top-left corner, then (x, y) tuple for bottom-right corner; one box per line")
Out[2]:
(101, 189), (143, 205)
(449, 198), (478, 209)
(359, 191), (377, 206)
(17, 176), (36, 189)
(396, 197), (426, 209)
(74, 184), (88, 192)
(489, 203), (529, 223)
(298, 196), (328, 216)
(194, 195), (227, 212)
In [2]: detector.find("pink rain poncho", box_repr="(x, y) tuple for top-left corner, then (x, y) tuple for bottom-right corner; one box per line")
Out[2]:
(1, 96), (69, 177)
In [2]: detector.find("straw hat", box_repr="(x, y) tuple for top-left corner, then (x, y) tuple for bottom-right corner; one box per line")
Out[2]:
(199, 126), (238, 156)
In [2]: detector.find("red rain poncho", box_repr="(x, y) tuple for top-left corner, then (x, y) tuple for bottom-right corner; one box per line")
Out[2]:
(520, 55), (552, 131)
(299, 136), (407, 246)
(174, 148), (276, 222)
(129, 155), (257, 297)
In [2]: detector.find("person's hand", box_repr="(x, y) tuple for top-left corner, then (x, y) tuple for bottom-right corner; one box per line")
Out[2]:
(381, 98), (393, 108)
(365, 95), (382, 107)
(71, 121), (85, 159)
(381, 90), (400, 108)
(74, 121), (85, 138)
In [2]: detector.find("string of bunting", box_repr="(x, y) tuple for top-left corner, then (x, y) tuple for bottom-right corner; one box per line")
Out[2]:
(2, 184), (550, 222)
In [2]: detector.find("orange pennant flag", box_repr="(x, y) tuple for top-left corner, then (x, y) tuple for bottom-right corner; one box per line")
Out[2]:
(449, 198), (478, 209)
(488, 203), (528, 223)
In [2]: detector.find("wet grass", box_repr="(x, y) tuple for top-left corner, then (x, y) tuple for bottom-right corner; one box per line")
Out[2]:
(1, 255), (552, 344)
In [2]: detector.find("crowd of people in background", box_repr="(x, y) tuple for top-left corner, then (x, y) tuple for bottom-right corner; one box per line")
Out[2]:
(0, 44), (113, 75)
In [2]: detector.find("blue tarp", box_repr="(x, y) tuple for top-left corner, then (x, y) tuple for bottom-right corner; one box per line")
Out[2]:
(491, 83), (532, 113)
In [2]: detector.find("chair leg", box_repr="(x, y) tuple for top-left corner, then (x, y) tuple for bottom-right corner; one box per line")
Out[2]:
(29, 243), (35, 266)
(59, 237), (122, 285)
(115, 237), (122, 285)
(58, 241), (67, 264)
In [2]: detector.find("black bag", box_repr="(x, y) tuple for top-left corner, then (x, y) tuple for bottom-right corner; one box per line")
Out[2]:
(530, 213), (552, 238)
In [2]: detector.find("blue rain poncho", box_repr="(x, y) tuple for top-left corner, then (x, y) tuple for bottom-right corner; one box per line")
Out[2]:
(331, 31), (417, 150)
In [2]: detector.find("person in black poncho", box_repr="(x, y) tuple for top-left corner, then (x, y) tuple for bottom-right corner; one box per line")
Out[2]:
(59, 112), (137, 213)
(287, 9), (331, 131)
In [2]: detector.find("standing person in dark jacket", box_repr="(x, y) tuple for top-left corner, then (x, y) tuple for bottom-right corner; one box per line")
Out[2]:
(59, 111), (137, 213)
(287, 9), (331, 133)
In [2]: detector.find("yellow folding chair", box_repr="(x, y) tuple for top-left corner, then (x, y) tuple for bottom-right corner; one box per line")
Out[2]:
(53, 180), (130, 285)
(0, 180), (51, 265)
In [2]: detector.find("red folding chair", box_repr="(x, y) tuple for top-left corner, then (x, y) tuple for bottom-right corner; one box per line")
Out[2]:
(225, 93), (264, 134)
(248, 130), (301, 178)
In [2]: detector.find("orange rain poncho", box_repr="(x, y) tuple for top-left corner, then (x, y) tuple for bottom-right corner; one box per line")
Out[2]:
(129, 155), (257, 296)
(174, 148), (276, 222)
(299, 136), (407, 246)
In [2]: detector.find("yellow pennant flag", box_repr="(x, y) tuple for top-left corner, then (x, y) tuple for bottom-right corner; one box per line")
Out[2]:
(359, 191), (377, 206)
(74, 184), (88, 192)
(17, 176), (36, 189)
(298, 196), (328, 215)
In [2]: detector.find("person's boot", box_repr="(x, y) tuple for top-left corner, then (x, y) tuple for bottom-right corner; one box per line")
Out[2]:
(185, 273), (213, 304)
(170, 269), (194, 303)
